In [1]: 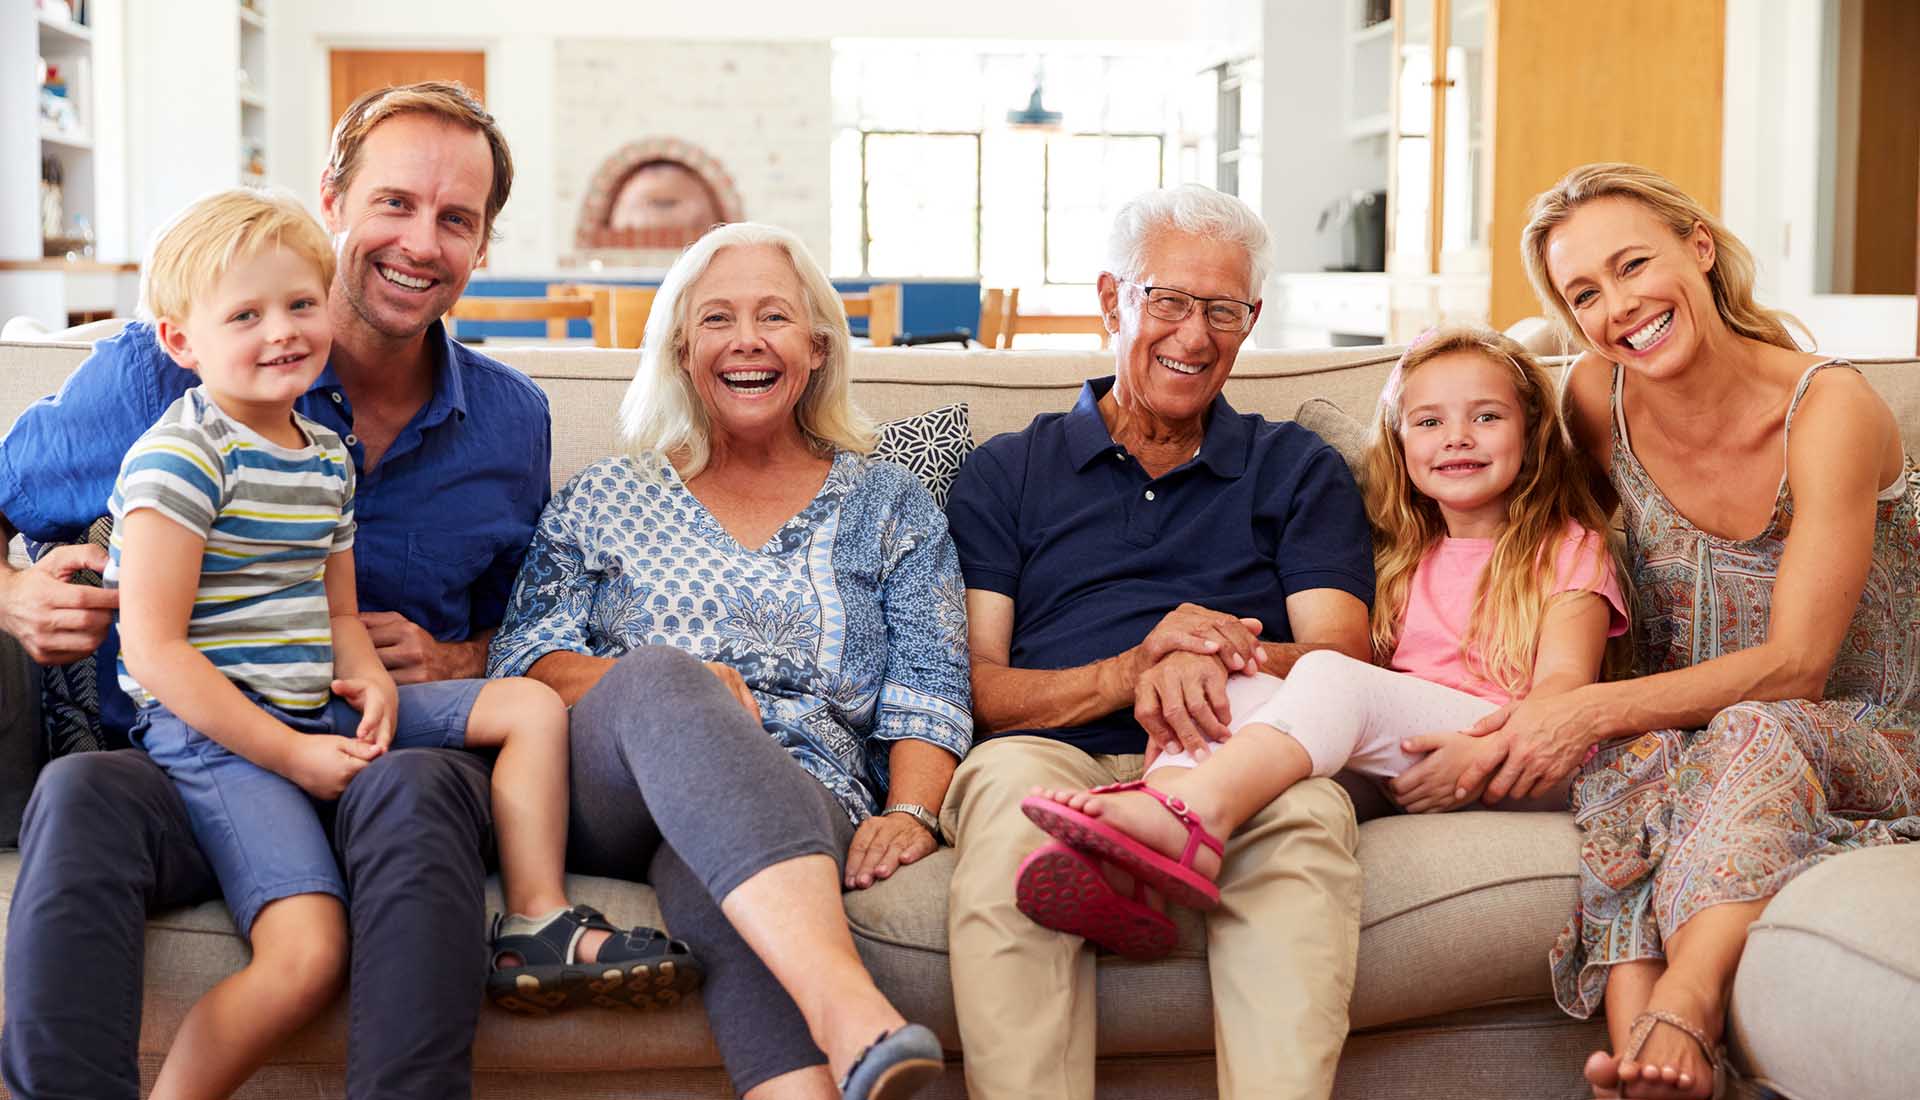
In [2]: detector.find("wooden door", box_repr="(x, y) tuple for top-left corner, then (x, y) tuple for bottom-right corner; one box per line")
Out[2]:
(328, 50), (487, 129)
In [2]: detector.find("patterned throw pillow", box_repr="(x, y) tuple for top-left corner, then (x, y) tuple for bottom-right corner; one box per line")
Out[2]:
(33, 514), (116, 759)
(872, 403), (973, 509)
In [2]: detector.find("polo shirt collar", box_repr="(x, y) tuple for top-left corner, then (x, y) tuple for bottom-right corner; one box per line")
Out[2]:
(307, 320), (469, 424)
(1065, 375), (1249, 478)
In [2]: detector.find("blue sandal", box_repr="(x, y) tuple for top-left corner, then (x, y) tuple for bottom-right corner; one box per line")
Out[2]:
(486, 904), (702, 1015)
(838, 1023), (943, 1100)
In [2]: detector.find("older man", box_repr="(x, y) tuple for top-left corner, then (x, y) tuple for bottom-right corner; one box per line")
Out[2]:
(942, 184), (1372, 1100)
(0, 82), (549, 1099)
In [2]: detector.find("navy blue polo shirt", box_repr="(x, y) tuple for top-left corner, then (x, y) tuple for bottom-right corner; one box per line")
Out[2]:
(0, 319), (551, 740)
(945, 376), (1373, 755)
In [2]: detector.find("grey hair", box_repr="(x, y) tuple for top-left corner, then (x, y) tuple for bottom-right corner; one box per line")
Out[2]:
(1105, 183), (1274, 294)
(618, 222), (875, 476)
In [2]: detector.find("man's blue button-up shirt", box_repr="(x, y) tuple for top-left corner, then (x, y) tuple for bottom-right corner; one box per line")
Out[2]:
(0, 320), (552, 740)
(945, 376), (1374, 756)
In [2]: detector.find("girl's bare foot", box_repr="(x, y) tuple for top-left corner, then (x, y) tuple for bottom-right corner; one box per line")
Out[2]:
(1618, 972), (1721, 1100)
(1026, 781), (1226, 883)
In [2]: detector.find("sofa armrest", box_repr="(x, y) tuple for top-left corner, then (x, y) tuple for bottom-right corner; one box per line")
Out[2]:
(0, 629), (43, 848)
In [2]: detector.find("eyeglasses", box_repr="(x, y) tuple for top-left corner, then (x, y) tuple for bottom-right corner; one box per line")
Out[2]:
(1123, 281), (1256, 333)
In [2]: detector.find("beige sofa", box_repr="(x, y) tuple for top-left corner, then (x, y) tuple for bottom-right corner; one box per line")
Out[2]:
(2, 336), (1917, 1100)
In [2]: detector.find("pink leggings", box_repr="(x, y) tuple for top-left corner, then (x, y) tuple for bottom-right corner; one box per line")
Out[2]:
(1147, 649), (1499, 780)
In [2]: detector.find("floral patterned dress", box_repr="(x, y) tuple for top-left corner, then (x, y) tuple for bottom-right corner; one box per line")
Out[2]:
(488, 450), (973, 823)
(1551, 361), (1920, 1018)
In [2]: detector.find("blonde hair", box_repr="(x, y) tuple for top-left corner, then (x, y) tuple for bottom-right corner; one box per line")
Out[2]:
(323, 81), (513, 239)
(1365, 325), (1616, 697)
(618, 222), (875, 475)
(139, 188), (335, 325)
(1522, 162), (1806, 353)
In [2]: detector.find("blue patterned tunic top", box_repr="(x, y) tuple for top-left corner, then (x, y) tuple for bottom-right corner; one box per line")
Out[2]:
(489, 450), (973, 822)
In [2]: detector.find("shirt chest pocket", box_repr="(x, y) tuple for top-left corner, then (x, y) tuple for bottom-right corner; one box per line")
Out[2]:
(402, 533), (495, 600)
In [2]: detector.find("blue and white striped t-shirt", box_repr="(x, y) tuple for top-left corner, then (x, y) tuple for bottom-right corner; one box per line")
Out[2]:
(105, 386), (356, 711)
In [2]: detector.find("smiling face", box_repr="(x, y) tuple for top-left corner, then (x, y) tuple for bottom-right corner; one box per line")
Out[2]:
(1397, 350), (1529, 539)
(321, 112), (493, 343)
(1544, 195), (1719, 379)
(680, 244), (824, 449)
(158, 244), (332, 434)
(1098, 228), (1260, 428)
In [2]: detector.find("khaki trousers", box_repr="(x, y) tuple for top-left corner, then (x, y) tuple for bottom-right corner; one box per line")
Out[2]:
(941, 735), (1362, 1100)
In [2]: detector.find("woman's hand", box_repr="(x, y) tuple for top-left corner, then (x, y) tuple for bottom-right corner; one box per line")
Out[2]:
(704, 661), (761, 722)
(1463, 692), (1604, 803)
(1390, 729), (1511, 813)
(844, 811), (937, 890)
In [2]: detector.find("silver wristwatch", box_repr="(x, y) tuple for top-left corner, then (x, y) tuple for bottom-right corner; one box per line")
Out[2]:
(882, 802), (942, 837)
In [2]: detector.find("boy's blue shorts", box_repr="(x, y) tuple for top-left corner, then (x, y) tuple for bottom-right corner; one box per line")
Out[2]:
(134, 678), (488, 936)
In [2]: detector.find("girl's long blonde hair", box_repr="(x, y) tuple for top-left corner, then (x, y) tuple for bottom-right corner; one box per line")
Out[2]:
(1365, 326), (1615, 697)
(1521, 162), (1808, 353)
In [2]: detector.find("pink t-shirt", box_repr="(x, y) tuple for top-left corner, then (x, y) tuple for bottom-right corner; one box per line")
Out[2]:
(1386, 524), (1628, 706)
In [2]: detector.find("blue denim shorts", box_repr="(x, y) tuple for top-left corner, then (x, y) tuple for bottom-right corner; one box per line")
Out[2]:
(134, 678), (488, 936)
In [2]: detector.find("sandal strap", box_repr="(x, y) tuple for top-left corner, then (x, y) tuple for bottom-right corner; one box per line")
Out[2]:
(489, 904), (615, 968)
(1085, 779), (1226, 866)
(1623, 1009), (1721, 1072)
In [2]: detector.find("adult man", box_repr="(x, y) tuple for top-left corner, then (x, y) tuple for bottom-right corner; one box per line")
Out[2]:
(942, 184), (1373, 1100)
(0, 82), (548, 1100)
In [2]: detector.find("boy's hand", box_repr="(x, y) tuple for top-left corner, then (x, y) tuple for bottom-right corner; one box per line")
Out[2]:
(1389, 729), (1511, 814)
(286, 734), (382, 800)
(332, 677), (397, 752)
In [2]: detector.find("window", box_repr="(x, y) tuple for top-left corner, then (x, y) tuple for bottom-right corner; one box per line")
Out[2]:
(832, 43), (1204, 285)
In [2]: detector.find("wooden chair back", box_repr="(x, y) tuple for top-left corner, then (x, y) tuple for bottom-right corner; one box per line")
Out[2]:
(841, 283), (902, 346)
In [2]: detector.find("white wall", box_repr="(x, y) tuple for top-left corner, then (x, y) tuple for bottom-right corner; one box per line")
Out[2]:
(121, 0), (240, 264)
(1721, 0), (1915, 356)
(264, 0), (1259, 274)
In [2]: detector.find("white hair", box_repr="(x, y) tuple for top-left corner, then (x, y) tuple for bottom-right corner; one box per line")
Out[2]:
(617, 222), (875, 476)
(1105, 183), (1273, 294)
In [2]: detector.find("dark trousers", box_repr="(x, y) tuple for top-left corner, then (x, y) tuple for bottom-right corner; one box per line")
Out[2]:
(567, 646), (855, 1095)
(1, 746), (493, 1100)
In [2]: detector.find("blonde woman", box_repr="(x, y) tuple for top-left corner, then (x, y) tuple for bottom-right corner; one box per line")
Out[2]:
(1018, 326), (1628, 957)
(488, 223), (970, 1100)
(1482, 162), (1920, 1099)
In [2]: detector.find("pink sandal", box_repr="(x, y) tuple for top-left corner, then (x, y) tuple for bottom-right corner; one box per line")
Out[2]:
(1014, 841), (1177, 960)
(1020, 781), (1224, 911)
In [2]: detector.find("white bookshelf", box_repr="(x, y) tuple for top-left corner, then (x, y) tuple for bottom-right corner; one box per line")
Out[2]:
(238, 0), (268, 185)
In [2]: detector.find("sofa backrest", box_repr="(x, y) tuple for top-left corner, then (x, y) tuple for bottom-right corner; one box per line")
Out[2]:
(4, 338), (1918, 496)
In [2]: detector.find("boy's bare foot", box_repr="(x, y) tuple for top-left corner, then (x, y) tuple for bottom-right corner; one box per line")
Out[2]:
(1026, 781), (1226, 883)
(1617, 973), (1721, 1100)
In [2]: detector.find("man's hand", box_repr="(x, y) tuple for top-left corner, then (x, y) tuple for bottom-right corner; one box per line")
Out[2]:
(704, 661), (761, 722)
(0, 546), (118, 664)
(844, 811), (937, 890)
(1135, 650), (1234, 760)
(332, 676), (398, 752)
(359, 611), (480, 683)
(1136, 602), (1264, 674)
(284, 733), (383, 800)
(1389, 729), (1511, 813)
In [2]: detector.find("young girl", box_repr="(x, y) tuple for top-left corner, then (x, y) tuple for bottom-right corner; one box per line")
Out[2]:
(110, 190), (695, 1100)
(1014, 326), (1628, 959)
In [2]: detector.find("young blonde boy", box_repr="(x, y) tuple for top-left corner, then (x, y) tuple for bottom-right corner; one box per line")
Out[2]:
(109, 189), (697, 1100)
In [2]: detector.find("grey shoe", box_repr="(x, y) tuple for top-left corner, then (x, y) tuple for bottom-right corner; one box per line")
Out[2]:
(838, 1023), (943, 1100)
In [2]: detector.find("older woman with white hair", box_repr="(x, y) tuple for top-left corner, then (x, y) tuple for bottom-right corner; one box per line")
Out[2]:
(488, 222), (970, 1100)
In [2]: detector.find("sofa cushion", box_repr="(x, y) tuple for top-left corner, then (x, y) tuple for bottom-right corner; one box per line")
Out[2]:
(1295, 396), (1371, 490)
(871, 402), (972, 508)
(1727, 843), (1920, 1100)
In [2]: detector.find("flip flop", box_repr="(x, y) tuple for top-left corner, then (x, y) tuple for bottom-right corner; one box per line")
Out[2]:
(1014, 840), (1178, 960)
(1020, 781), (1224, 911)
(1618, 1009), (1723, 1099)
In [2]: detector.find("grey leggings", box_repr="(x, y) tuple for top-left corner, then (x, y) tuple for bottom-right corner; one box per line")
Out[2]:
(566, 646), (856, 1094)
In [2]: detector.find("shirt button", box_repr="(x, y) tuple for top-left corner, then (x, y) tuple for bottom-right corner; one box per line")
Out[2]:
(1114, 451), (1125, 460)
(345, 434), (359, 446)
(1144, 490), (1156, 501)
(330, 392), (343, 403)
